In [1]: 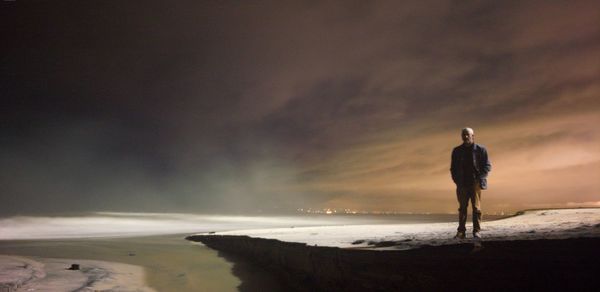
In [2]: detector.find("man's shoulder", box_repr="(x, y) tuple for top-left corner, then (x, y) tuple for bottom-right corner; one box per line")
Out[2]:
(474, 144), (487, 152)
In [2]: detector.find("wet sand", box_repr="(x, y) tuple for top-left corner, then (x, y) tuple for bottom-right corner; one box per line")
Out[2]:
(0, 234), (281, 291)
(0, 255), (154, 291)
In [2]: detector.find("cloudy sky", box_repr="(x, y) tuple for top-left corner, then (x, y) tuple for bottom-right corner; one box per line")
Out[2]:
(1, 0), (599, 216)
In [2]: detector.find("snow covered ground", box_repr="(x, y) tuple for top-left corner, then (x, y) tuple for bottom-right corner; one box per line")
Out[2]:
(0, 255), (154, 291)
(193, 208), (600, 250)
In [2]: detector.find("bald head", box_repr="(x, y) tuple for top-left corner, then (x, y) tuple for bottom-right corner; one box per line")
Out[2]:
(461, 127), (474, 145)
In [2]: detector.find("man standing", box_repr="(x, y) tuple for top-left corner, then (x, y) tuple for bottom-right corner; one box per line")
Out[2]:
(450, 127), (491, 239)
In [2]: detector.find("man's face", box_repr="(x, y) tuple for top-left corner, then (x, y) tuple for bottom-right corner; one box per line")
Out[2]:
(462, 130), (474, 145)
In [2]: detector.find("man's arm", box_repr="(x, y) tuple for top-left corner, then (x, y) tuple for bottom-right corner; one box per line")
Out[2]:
(450, 148), (459, 184)
(479, 147), (491, 178)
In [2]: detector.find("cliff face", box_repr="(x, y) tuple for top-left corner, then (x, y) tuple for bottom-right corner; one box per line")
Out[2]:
(186, 235), (600, 291)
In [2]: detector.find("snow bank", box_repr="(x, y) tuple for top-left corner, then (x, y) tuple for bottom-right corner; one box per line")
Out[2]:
(0, 255), (155, 291)
(193, 208), (600, 249)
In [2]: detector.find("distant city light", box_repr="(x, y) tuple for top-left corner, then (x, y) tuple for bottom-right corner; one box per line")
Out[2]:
(296, 207), (509, 216)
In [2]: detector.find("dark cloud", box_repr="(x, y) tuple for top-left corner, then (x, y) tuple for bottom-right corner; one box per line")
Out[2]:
(1, 0), (599, 216)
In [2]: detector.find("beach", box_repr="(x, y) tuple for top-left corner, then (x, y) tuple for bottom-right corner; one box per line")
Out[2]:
(0, 212), (427, 291)
(1, 209), (598, 291)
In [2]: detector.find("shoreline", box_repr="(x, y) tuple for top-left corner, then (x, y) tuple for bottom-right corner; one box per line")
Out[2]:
(187, 235), (600, 291)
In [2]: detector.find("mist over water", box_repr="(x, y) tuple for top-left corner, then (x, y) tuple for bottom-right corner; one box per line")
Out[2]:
(0, 212), (505, 240)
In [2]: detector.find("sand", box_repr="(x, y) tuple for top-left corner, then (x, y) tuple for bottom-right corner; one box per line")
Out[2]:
(0, 255), (154, 291)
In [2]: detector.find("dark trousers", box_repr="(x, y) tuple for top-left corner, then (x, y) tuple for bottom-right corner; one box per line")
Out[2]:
(456, 184), (482, 233)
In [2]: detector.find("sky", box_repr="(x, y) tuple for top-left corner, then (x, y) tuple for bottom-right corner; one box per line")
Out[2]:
(1, 0), (599, 216)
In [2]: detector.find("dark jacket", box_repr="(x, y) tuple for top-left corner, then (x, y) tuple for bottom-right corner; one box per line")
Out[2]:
(451, 143), (491, 189)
